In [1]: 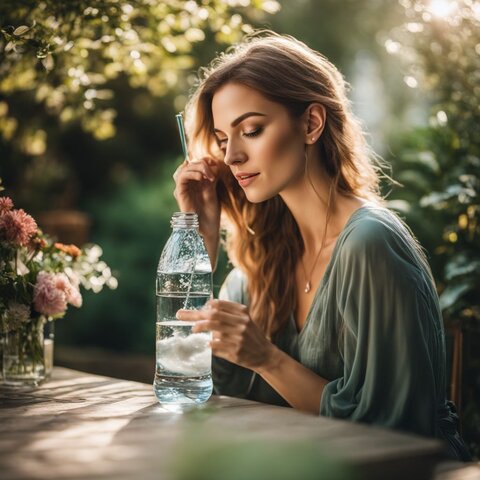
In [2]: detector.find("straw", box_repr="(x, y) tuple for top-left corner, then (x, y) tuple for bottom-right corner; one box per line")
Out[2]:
(175, 113), (189, 162)
(175, 112), (196, 309)
(182, 238), (198, 311)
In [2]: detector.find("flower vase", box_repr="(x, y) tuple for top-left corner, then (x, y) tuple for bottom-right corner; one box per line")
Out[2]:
(2, 317), (54, 386)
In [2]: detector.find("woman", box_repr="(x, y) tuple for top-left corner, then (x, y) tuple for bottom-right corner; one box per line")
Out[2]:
(173, 31), (470, 461)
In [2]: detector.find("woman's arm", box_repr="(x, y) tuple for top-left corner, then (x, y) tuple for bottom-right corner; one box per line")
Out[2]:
(256, 343), (329, 414)
(176, 299), (328, 414)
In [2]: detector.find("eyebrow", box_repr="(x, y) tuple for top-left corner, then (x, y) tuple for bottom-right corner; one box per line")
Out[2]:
(213, 111), (266, 133)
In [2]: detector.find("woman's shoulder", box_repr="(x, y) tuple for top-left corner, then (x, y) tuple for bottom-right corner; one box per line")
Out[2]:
(332, 203), (434, 295)
(338, 203), (420, 259)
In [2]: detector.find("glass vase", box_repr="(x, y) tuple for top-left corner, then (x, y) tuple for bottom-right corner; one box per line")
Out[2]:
(2, 317), (54, 386)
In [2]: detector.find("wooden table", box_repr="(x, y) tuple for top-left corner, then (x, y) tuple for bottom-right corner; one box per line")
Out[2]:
(0, 367), (447, 480)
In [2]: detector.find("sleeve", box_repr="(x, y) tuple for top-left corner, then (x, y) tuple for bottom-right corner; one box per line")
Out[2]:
(212, 268), (256, 397)
(319, 219), (441, 436)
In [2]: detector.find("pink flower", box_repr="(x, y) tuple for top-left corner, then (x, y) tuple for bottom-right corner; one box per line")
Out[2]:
(68, 286), (83, 308)
(54, 272), (71, 293)
(33, 271), (83, 316)
(0, 196), (13, 214)
(55, 272), (82, 308)
(33, 272), (68, 316)
(0, 208), (38, 246)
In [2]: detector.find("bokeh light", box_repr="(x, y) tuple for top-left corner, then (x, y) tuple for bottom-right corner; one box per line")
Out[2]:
(427, 0), (458, 18)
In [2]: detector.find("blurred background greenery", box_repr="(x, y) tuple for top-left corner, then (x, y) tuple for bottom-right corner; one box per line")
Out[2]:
(1, 0), (478, 457)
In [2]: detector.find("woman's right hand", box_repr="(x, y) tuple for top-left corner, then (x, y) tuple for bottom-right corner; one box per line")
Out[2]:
(173, 157), (222, 266)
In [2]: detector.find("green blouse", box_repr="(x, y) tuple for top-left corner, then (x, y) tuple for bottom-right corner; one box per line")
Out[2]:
(213, 204), (470, 461)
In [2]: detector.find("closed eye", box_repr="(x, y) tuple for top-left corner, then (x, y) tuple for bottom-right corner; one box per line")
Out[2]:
(243, 127), (262, 138)
(214, 127), (263, 150)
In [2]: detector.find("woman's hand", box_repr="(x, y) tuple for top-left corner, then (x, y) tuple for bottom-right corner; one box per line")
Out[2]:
(173, 157), (220, 232)
(177, 298), (328, 413)
(173, 157), (222, 268)
(176, 299), (276, 373)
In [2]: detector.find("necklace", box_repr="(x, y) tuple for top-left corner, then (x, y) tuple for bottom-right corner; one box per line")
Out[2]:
(300, 164), (334, 294)
(300, 245), (324, 293)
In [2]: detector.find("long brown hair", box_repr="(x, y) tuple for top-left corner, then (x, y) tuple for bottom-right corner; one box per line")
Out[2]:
(185, 31), (384, 338)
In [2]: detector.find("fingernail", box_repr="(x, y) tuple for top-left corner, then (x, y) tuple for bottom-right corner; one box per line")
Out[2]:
(176, 311), (183, 319)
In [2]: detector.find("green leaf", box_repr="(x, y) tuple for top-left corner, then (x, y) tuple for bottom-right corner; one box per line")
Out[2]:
(420, 191), (448, 208)
(466, 155), (480, 168)
(420, 184), (476, 208)
(13, 25), (30, 36)
(397, 169), (432, 191)
(445, 257), (480, 281)
(386, 199), (411, 214)
(417, 151), (440, 173)
(41, 55), (54, 71)
(439, 282), (473, 311)
(4, 41), (14, 53)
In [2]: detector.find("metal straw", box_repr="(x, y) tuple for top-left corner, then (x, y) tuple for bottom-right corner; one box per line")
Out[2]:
(175, 112), (196, 310)
(175, 113), (189, 162)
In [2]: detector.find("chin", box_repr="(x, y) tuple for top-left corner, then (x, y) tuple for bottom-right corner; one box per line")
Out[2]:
(243, 188), (277, 204)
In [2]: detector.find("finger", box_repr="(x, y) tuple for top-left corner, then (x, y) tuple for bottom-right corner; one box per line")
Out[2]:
(177, 309), (242, 328)
(176, 170), (207, 186)
(173, 166), (182, 182)
(192, 319), (243, 334)
(202, 157), (220, 178)
(191, 156), (213, 165)
(172, 165), (209, 184)
(188, 162), (216, 182)
(176, 309), (205, 321)
(173, 159), (189, 179)
(173, 163), (193, 182)
(187, 160), (215, 181)
(206, 298), (249, 314)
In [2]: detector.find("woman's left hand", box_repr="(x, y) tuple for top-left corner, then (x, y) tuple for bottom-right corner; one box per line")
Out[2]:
(176, 299), (274, 372)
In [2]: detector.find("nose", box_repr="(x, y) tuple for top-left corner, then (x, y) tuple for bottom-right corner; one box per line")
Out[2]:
(223, 139), (247, 167)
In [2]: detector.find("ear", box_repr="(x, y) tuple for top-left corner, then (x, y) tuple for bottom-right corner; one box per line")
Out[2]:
(302, 103), (326, 145)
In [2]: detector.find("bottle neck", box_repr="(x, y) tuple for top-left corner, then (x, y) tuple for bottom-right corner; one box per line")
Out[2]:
(171, 212), (199, 229)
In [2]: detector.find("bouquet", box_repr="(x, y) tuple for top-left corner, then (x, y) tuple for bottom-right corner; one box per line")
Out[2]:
(0, 191), (116, 385)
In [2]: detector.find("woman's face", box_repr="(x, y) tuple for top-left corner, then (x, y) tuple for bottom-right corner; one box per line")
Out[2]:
(211, 82), (306, 203)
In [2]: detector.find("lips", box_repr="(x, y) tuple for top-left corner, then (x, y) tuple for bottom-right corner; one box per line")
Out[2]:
(235, 172), (260, 187)
(235, 172), (260, 180)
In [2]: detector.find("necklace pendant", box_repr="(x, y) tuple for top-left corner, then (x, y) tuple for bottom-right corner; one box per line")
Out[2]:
(304, 281), (311, 294)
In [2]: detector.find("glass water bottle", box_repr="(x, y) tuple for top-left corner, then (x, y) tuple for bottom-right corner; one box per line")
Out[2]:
(153, 212), (213, 407)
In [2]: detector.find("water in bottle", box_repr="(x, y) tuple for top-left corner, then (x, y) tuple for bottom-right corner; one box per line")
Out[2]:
(153, 212), (213, 408)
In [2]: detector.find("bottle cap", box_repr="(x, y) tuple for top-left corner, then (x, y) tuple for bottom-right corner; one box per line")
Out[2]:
(171, 212), (199, 228)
